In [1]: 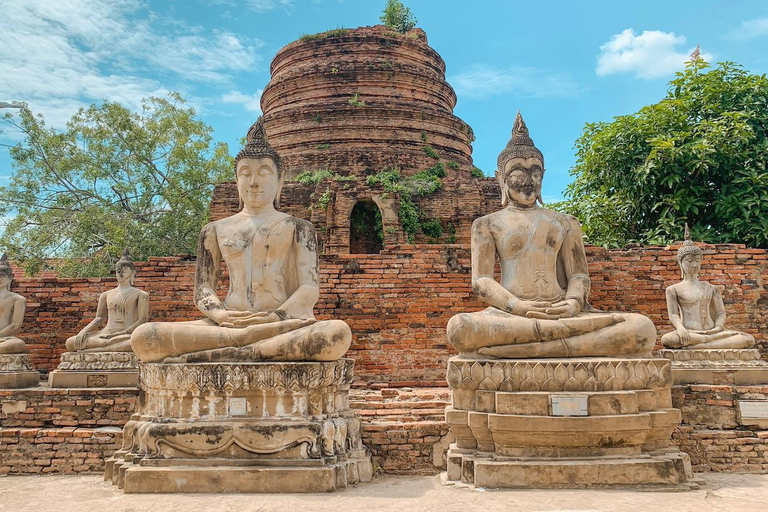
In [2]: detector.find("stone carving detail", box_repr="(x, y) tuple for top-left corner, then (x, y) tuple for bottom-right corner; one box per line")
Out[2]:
(446, 358), (670, 392)
(57, 351), (138, 370)
(658, 348), (766, 368)
(0, 354), (32, 372)
(140, 359), (354, 393)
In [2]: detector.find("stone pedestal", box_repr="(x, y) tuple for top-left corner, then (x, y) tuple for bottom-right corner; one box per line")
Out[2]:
(443, 356), (697, 489)
(106, 359), (372, 493)
(48, 352), (139, 388)
(0, 354), (40, 388)
(658, 348), (768, 385)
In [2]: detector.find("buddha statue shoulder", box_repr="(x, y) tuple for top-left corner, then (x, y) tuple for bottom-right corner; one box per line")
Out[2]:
(0, 254), (28, 355)
(661, 226), (755, 350)
(130, 119), (351, 363)
(65, 249), (149, 353)
(446, 112), (657, 358)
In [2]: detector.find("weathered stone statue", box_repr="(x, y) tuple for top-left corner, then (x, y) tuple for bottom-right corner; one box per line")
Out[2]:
(108, 120), (370, 494)
(658, 228), (767, 385)
(446, 112), (656, 359)
(442, 113), (694, 490)
(130, 121), (351, 363)
(66, 250), (149, 353)
(662, 226), (755, 350)
(0, 254), (40, 387)
(50, 250), (148, 388)
(0, 254), (27, 355)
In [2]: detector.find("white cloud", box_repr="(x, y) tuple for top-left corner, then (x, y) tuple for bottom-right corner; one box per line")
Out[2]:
(0, 0), (262, 128)
(596, 29), (713, 79)
(222, 90), (264, 114)
(727, 17), (768, 41)
(247, 0), (293, 13)
(449, 64), (579, 101)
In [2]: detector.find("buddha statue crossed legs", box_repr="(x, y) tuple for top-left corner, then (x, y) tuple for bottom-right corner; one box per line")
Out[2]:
(661, 226), (754, 350)
(446, 112), (656, 358)
(130, 120), (351, 363)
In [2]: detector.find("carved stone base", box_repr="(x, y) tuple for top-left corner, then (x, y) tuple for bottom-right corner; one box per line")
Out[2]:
(443, 356), (695, 489)
(106, 359), (372, 493)
(658, 349), (768, 385)
(0, 354), (40, 388)
(48, 352), (139, 388)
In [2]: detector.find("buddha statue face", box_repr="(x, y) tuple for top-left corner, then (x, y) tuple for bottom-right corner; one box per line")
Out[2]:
(502, 156), (543, 208)
(679, 253), (702, 280)
(237, 156), (280, 211)
(0, 272), (10, 291)
(115, 263), (135, 286)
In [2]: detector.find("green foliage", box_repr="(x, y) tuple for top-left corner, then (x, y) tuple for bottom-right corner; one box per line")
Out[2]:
(366, 165), (445, 242)
(317, 188), (331, 210)
(316, 143), (331, 150)
(0, 93), (231, 276)
(380, 0), (417, 34)
(299, 28), (350, 42)
(421, 130), (428, 142)
(447, 160), (460, 169)
(560, 58), (768, 248)
(296, 168), (333, 186)
(423, 145), (439, 159)
(420, 218), (442, 239)
(348, 93), (366, 108)
(471, 167), (484, 178)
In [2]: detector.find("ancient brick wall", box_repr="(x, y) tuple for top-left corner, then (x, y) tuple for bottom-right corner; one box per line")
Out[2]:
(10, 243), (768, 380)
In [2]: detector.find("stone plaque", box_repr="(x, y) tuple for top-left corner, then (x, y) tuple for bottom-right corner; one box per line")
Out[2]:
(87, 374), (108, 387)
(549, 395), (588, 417)
(228, 397), (247, 416)
(738, 400), (768, 420)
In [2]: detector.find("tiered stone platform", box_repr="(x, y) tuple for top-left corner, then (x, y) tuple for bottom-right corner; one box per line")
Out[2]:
(107, 360), (372, 493)
(658, 348), (768, 385)
(0, 354), (40, 389)
(48, 352), (139, 388)
(444, 357), (697, 489)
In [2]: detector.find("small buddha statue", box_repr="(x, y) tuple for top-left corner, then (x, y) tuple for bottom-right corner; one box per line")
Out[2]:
(0, 254), (28, 355)
(130, 119), (352, 363)
(66, 249), (149, 352)
(446, 112), (656, 358)
(661, 226), (755, 350)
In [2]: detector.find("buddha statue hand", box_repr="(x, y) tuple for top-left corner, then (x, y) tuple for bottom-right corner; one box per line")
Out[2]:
(220, 310), (288, 329)
(103, 330), (129, 340)
(511, 298), (581, 320)
(693, 325), (724, 335)
(675, 327), (691, 346)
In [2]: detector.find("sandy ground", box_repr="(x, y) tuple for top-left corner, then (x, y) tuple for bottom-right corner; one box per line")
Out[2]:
(0, 473), (766, 512)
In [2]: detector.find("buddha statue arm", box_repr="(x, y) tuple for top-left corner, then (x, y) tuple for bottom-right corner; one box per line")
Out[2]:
(561, 216), (590, 312)
(0, 295), (25, 337)
(274, 219), (319, 320)
(73, 293), (108, 343)
(470, 217), (553, 317)
(194, 223), (228, 325)
(702, 286), (726, 334)
(665, 286), (690, 346)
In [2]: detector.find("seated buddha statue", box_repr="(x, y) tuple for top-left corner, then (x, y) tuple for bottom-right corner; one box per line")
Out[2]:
(661, 226), (755, 349)
(66, 250), (149, 353)
(446, 112), (656, 359)
(0, 254), (28, 355)
(130, 119), (351, 363)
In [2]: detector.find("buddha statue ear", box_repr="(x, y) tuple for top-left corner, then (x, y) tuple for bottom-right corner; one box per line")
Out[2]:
(537, 167), (546, 206)
(274, 170), (285, 209)
(496, 168), (508, 207)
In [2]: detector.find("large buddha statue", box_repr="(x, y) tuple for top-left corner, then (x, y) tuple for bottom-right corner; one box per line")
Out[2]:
(446, 112), (656, 358)
(661, 227), (755, 350)
(0, 254), (27, 355)
(130, 119), (351, 363)
(66, 250), (149, 353)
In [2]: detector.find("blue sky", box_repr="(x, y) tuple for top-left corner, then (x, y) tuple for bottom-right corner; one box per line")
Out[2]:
(2, 0), (768, 203)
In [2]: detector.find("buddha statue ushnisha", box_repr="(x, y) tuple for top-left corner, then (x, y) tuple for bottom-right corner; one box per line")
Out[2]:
(446, 112), (657, 358)
(661, 225), (755, 350)
(130, 119), (352, 363)
(0, 254), (27, 355)
(66, 249), (149, 353)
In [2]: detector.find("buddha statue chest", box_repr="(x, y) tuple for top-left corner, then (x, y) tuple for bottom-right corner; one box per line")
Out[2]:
(494, 210), (567, 301)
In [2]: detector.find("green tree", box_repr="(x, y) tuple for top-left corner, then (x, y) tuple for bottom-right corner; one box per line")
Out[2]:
(380, 0), (417, 34)
(557, 58), (768, 248)
(0, 93), (232, 276)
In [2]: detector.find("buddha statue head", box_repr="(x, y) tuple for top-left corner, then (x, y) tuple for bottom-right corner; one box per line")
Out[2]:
(0, 253), (12, 290)
(234, 118), (283, 211)
(496, 111), (545, 208)
(115, 248), (136, 286)
(676, 224), (702, 279)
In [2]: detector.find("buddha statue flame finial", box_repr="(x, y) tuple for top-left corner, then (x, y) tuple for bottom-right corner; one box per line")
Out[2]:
(677, 223), (702, 262)
(235, 117), (281, 171)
